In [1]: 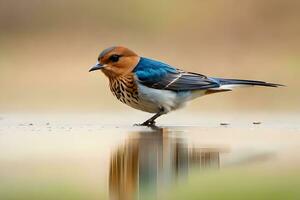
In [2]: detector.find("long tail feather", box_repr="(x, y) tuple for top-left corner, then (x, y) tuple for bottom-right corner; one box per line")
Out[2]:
(215, 78), (284, 88)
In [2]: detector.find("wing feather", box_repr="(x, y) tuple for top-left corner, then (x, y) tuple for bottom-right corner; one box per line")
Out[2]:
(134, 57), (220, 91)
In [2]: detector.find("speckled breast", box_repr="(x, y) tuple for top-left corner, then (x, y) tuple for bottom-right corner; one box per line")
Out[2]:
(109, 74), (140, 106)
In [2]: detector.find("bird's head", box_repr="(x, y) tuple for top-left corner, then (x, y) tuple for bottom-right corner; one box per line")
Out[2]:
(89, 46), (140, 78)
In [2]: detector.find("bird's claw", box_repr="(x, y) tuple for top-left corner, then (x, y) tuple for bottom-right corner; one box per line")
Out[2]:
(134, 120), (156, 127)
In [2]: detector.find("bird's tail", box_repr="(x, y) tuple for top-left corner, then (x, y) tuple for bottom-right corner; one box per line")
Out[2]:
(213, 78), (284, 90)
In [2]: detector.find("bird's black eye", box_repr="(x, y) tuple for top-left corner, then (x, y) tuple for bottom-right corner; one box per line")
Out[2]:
(109, 54), (120, 62)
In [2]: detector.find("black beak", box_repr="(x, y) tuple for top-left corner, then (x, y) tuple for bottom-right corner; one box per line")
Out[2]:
(89, 63), (103, 72)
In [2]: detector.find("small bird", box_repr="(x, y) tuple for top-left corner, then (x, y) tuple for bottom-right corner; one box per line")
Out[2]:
(89, 46), (282, 126)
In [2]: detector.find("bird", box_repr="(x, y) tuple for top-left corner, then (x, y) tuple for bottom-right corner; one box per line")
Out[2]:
(89, 46), (282, 126)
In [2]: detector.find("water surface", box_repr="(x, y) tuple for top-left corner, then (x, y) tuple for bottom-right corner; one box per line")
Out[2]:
(0, 114), (299, 199)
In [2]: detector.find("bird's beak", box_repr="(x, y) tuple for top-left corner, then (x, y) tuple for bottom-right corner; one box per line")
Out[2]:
(89, 62), (104, 72)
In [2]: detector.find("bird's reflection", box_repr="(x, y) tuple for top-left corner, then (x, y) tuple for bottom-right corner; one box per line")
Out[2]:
(109, 128), (223, 200)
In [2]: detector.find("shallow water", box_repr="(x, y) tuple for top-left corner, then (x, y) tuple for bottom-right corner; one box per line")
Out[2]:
(0, 114), (300, 200)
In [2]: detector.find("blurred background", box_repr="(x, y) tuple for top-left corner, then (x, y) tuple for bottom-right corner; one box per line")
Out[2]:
(1, 0), (299, 113)
(1, 1), (300, 200)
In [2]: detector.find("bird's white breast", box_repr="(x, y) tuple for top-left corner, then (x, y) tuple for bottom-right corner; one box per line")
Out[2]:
(135, 83), (206, 113)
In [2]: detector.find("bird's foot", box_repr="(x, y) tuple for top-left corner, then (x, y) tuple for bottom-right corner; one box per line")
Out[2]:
(134, 120), (156, 127)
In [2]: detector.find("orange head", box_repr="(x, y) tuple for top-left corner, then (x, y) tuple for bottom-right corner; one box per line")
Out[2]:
(89, 46), (140, 78)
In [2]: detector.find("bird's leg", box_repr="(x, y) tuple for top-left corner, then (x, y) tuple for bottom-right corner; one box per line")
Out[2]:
(138, 108), (165, 127)
(140, 113), (161, 126)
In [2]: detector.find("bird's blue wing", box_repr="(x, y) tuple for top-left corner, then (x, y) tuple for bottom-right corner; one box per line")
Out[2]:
(133, 57), (220, 91)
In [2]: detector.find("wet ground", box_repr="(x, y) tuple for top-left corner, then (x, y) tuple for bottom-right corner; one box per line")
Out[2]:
(0, 113), (300, 200)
